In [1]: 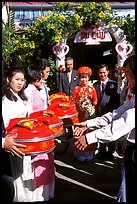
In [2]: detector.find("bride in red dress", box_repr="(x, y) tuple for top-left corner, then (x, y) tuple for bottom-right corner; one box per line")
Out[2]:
(72, 66), (98, 161)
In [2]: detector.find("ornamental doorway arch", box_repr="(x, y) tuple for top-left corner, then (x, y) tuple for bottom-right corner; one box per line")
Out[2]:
(54, 24), (133, 104)
(66, 31), (118, 81)
(60, 24), (133, 82)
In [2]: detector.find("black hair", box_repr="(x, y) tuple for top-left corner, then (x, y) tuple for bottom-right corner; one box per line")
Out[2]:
(39, 58), (50, 71)
(124, 55), (135, 94)
(2, 67), (28, 101)
(123, 55), (135, 74)
(9, 60), (24, 70)
(26, 64), (42, 84)
(97, 64), (109, 71)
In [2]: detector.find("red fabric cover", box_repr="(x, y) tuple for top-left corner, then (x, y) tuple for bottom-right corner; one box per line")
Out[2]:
(47, 101), (77, 118)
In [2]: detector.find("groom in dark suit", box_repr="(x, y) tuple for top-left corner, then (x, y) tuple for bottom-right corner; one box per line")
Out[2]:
(93, 64), (120, 160)
(57, 57), (79, 140)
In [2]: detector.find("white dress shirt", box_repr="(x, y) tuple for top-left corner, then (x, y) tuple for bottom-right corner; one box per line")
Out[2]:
(67, 70), (72, 83)
(86, 93), (135, 144)
(2, 90), (32, 128)
(39, 80), (49, 109)
(2, 90), (32, 147)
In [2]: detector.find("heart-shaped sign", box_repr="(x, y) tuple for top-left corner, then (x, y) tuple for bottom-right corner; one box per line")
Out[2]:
(115, 41), (133, 60)
(52, 42), (69, 60)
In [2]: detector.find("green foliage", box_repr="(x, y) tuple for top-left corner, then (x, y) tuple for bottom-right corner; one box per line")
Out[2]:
(2, 25), (15, 66)
(2, 2), (135, 79)
(122, 14), (135, 44)
(74, 2), (113, 24)
(47, 57), (58, 94)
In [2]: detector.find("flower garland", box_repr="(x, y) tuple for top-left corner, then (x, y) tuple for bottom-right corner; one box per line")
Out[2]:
(115, 64), (126, 82)
(58, 64), (66, 72)
(115, 64), (127, 105)
(78, 95), (95, 120)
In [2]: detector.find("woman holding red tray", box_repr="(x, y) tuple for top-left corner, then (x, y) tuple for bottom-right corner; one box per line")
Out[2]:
(2, 62), (55, 202)
(24, 63), (55, 201)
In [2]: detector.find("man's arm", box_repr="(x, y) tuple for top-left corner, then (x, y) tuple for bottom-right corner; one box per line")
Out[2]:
(75, 108), (135, 151)
(86, 108), (135, 144)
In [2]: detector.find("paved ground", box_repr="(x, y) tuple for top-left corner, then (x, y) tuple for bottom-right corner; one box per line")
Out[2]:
(47, 137), (123, 203)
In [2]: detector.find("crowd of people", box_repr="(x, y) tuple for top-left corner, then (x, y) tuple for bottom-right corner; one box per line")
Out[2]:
(74, 55), (135, 202)
(1, 54), (135, 202)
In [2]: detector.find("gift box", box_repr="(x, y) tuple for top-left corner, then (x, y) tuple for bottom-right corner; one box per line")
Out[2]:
(6, 118), (55, 156)
(29, 110), (64, 137)
(47, 101), (78, 126)
(49, 92), (66, 104)
(6, 111), (65, 156)
(49, 92), (75, 107)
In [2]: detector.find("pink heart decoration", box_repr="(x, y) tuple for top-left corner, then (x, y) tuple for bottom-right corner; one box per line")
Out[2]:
(52, 42), (69, 60)
(115, 41), (133, 60)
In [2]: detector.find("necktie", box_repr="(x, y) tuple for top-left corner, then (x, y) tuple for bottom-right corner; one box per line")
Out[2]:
(102, 83), (105, 96)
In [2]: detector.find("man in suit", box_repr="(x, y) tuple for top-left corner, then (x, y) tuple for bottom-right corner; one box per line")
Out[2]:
(93, 64), (120, 160)
(58, 57), (79, 139)
(58, 57), (79, 98)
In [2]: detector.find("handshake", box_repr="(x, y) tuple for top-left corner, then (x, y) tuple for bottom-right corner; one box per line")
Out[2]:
(74, 121), (96, 151)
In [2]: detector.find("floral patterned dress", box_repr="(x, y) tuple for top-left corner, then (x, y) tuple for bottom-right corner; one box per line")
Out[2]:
(72, 84), (98, 161)
(72, 84), (98, 121)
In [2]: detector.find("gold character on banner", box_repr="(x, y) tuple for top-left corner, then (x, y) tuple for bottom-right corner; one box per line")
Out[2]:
(92, 30), (105, 39)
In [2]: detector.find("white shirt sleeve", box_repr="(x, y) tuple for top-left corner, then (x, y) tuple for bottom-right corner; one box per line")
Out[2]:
(2, 138), (6, 148)
(86, 111), (113, 129)
(86, 108), (135, 144)
(39, 83), (49, 109)
(86, 97), (134, 129)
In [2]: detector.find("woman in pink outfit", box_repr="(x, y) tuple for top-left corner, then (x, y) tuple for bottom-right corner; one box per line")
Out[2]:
(24, 63), (55, 201)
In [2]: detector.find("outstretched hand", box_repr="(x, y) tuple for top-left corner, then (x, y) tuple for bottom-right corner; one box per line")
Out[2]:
(74, 135), (88, 151)
(4, 133), (26, 158)
(74, 121), (87, 138)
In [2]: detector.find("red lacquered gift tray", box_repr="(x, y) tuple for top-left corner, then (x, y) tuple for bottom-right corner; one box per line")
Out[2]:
(49, 92), (66, 104)
(6, 117), (57, 156)
(47, 101), (78, 126)
(49, 92), (75, 107)
(29, 110), (64, 138)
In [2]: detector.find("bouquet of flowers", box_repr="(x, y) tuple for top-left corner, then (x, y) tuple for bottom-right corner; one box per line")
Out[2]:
(78, 95), (95, 119)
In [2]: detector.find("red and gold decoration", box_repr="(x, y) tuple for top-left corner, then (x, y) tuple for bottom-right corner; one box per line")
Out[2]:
(49, 92), (67, 104)
(77, 66), (92, 77)
(49, 92), (75, 107)
(29, 110), (64, 137)
(6, 118), (55, 156)
(6, 110), (65, 155)
(47, 93), (78, 126)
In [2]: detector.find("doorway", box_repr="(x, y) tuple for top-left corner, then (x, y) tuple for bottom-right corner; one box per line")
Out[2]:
(66, 32), (118, 81)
